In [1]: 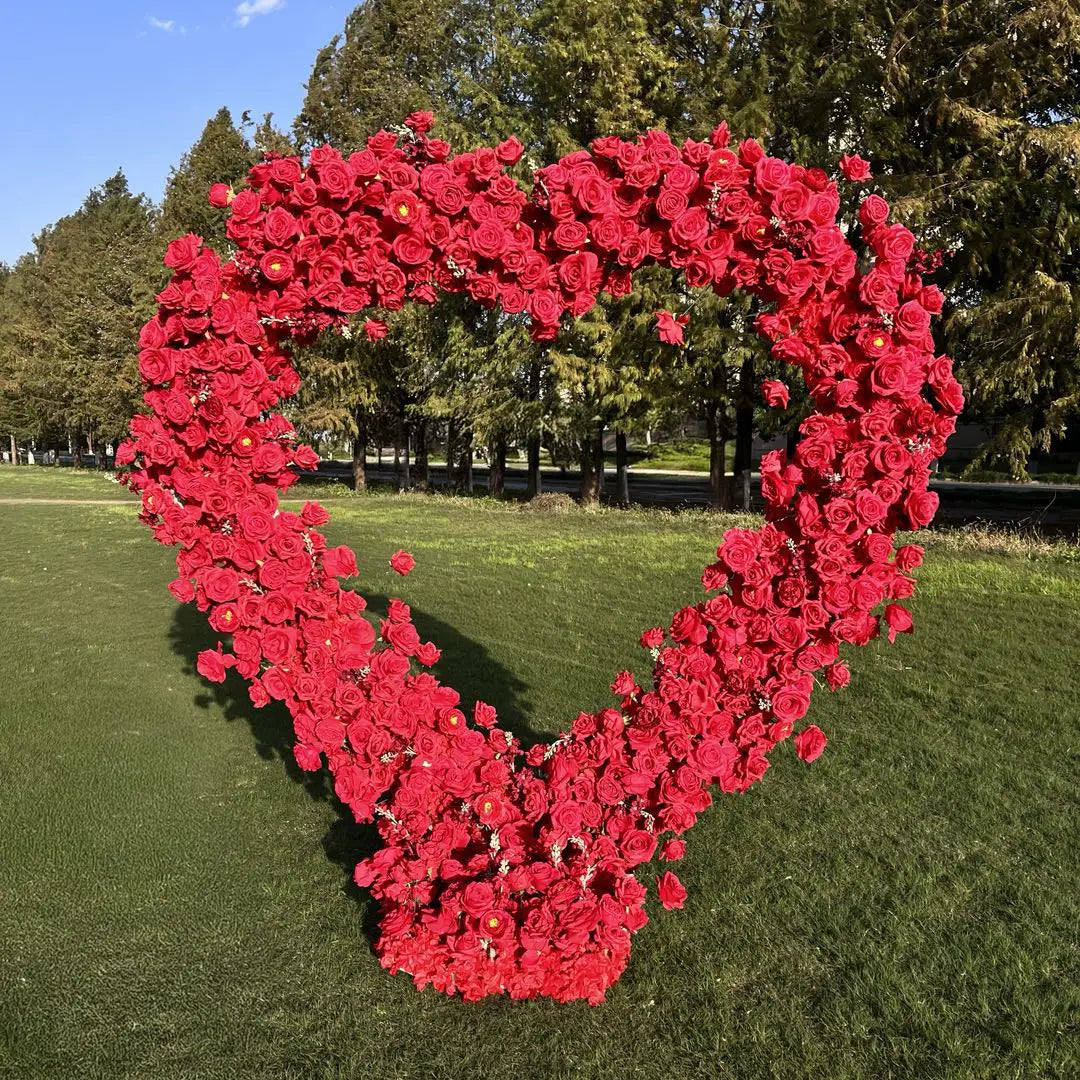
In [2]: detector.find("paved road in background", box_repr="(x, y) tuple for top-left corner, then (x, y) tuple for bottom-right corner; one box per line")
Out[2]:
(32, 454), (1080, 532)
(312, 460), (1080, 532)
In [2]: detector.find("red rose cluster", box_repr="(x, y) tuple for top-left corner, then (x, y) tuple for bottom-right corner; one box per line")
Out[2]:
(118, 113), (961, 1004)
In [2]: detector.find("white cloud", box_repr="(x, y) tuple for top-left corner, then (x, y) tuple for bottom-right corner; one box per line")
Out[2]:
(235, 0), (285, 27)
(148, 16), (175, 31)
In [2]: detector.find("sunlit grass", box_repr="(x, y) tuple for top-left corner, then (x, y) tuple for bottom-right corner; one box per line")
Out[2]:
(1, 467), (1078, 1079)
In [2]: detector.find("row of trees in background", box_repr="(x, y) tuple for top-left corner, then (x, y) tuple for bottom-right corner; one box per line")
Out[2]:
(2, 0), (1079, 503)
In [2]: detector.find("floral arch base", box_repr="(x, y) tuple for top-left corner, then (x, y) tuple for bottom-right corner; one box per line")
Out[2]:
(119, 114), (962, 1004)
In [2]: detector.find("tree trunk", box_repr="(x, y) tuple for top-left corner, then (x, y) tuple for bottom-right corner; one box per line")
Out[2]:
(489, 439), (506, 496)
(445, 419), (458, 490)
(9, 433), (18, 465)
(457, 430), (473, 493)
(414, 419), (429, 490)
(351, 406), (367, 491)
(733, 356), (755, 510)
(401, 422), (411, 491)
(579, 423), (604, 506)
(615, 430), (630, 507)
(71, 434), (83, 469)
(705, 400), (731, 511)
(785, 426), (799, 461)
(525, 358), (541, 499)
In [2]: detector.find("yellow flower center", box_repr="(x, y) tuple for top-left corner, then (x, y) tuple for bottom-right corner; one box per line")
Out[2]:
(270, 261), (282, 272)
(223, 610), (233, 623)
(397, 204), (409, 217)
(448, 715), (458, 726)
(488, 917), (499, 929)
(241, 437), (252, 447)
(482, 801), (493, 814)
(873, 337), (884, 348)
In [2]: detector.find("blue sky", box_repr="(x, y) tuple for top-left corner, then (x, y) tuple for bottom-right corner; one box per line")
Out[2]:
(0, 1), (354, 264)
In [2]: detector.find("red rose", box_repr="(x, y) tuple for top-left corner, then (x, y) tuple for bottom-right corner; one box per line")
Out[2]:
(363, 319), (389, 341)
(324, 545), (358, 578)
(654, 310), (688, 345)
(163, 233), (201, 270)
(771, 686), (811, 724)
(670, 206), (709, 248)
(404, 111), (435, 134)
(772, 182), (811, 221)
(461, 880), (495, 918)
(894, 300), (931, 342)
(793, 725), (827, 763)
(208, 183), (232, 208)
(883, 603), (914, 643)
(660, 839), (685, 862)
(392, 230), (432, 266)
(558, 250), (600, 295)
(196, 648), (229, 683)
(390, 549), (416, 576)
(656, 871), (687, 910)
(416, 641), (441, 666)
(754, 156), (790, 192)
(825, 662), (851, 690)
(259, 251), (294, 283)
(138, 348), (176, 385)
(551, 220), (588, 250)
(905, 490), (939, 529)
(859, 194), (890, 228)
(762, 379), (790, 408)
(203, 567), (240, 603)
(894, 544), (924, 572)
(621, 829), (658, 866)
(670, 606), (707, 645)
(839, 154), (872, 182)
(473, 701), (497, 728)
(168, 577), (195, 603)
(719, 528), (759, 574)
(876, 224), (915, 263)
(495, 136), (523, 164)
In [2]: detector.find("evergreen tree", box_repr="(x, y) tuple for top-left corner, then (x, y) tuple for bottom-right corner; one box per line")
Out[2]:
(760, 0), (1080, 473)
(0, 174), (158, 459)
(159, 107), (253, 250)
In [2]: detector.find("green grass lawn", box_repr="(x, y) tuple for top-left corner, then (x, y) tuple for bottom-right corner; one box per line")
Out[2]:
(1, 466), (1078, 1079)
(637, 439), (728, 473)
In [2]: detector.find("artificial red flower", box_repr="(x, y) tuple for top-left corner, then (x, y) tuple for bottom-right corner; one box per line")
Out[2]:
(794, 725), (828, 763)
(660, 839), (686, 862)
(657, 871), (688, 910)
(762, 379), (790, 408)
(390, 549), (416, 576)
(196, 647), (229, 683)
(839, 154), (873, 182)
(654, 310), (689, 345)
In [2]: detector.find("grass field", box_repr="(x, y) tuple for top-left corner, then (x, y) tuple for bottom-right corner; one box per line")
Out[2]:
(1, 465), (1078, 1079)
(638, 438), (717, 472)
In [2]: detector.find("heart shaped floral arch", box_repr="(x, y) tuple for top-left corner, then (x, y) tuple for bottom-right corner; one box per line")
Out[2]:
(119, 114), (962, 1004)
